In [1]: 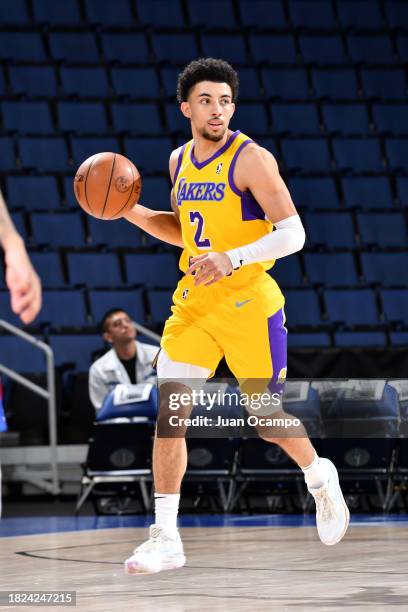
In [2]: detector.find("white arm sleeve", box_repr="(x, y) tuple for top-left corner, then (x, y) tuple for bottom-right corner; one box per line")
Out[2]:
(226, 214), (305, 270)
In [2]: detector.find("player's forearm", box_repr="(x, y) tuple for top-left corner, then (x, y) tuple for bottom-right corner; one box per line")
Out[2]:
(0, 190), (19, 248)
(124, 204), (184, 248)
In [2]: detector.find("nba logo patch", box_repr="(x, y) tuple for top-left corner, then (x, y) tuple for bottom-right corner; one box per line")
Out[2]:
(182, 289), (189, 300)
(216, 163), (223, 174)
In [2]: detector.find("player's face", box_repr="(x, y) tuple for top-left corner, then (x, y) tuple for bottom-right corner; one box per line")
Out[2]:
(104, 312), (136, 344)
(181, 81), (235, 142)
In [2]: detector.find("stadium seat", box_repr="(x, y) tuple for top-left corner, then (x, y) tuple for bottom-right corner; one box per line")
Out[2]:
(390, 332), (408, 346)
(322, 104), (370, 135)
(70, 137), (120, 167)
(152, 33), (198, 63)
(101, 33), (150, 64)
(33, 0), (81, 24)
(49, 335), (101, 371)
(251, 34), (297, 64)
(361, 253), (408, 286)
(0, 0), (30, 24)
(84, 0), (134, 26)
(288, 177), (340, 209)
(235, 67), (262, 100)
(334, 332), (386, 347)
(88, 289), (145, 325)
(39, 290), (88, 327)
(165, 103), (194, 135)
(324, 289), (379, 326)
(112, 67), (160, 99)
(305, 253), (359, 286)
(148, 289), (173, 326)
(373, 105), (408, 135)
(284, 290), (322, 326)
(386, 2), (408, 28)
(348, 35), (394, 65)
(49, 33), (99, 62)
(19, 137), (69, 172)
(262, 68), (309, 100)
(61, 67), (109, 99)
(111, 103), (162, 134)
(396, 177), (408, 206)
(31, 212), (86, 248)
(140, 177), (171, 211)
(67, 254), (122, 287)
(342, 177), (392, 209)
(0, 336), (46, 372)
(87, 217), (142, 248)
(58, 102), (107, 134)
(382, 290), (408, 326)
(299, 35), (346, 65)
(271, 104), (320, 135)
(239, 0), (287, 28)
(282, 139), (332, 172)
(125, 254), (180, 288)
(0, 70), (4, 95)
(253, 137), (278, 157)
(357, 213), (407, 248)
(161, 67), (185, 98)
(385, 139), (408, 171)
(362, 69), (407, 101)
(6, 176), (60, 210)
(289, 0), (337, 28)
(312, 69), (359, 101)
(397, 35), (408, 62)
(2, 102), (53, 134)
(288, 333), (331, 347)
(232, 103), (269, 134)
(337, 0), (384, 29)
(10, 212), (26, 241)
(333, 138), (383, 172)
(305, 212), (356, 248)
(189, 0), (236, 26)
(201, 33), (247, 65)
(124, 137), (172, 173)
(0, 33), (46, 61)
(269, 255), (304, 288)
(137, 0), (185, 26)
(9, 66), (57, 98)
(0, 138), (16, 171)
(29, 253), (65, 287)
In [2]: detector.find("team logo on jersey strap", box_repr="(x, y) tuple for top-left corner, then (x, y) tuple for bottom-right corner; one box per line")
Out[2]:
(177, 178), (226, 205)
(216, 162), (223, 174)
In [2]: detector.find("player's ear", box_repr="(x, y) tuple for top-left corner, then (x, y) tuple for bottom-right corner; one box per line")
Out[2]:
(180, 102), (191, 119)
(103, 331), (112, 344)
(230, 102), (235, 118)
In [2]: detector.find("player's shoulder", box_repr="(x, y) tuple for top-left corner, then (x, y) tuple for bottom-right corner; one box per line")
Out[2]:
(236, 139), (279, 172)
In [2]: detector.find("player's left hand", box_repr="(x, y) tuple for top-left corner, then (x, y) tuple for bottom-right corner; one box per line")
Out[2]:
(186, 252), (233, 286)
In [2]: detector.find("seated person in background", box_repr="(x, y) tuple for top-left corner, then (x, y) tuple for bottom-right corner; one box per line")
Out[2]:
(89, 308), (158, 411)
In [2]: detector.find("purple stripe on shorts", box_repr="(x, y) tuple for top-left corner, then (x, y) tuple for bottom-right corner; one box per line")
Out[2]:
(267, 307), (287, 396)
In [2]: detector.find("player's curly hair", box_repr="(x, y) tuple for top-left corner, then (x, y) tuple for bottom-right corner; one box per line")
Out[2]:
(177, 58), (239, 103)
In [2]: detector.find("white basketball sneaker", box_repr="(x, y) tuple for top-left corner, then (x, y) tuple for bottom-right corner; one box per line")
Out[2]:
(308, 458), (350, 546)
(124, 525), (186, 575)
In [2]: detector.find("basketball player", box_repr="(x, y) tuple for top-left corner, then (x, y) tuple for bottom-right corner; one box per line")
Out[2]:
(123, 59), (349, 574)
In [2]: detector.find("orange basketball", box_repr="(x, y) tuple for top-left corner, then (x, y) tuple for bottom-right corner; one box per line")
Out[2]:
(73, 152), (141, 220)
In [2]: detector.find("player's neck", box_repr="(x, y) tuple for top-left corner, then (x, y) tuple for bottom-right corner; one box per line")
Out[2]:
(192, 129), (234, 163)
(115, 340), (136, 361)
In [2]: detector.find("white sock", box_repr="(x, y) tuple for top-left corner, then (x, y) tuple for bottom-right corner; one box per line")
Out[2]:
(302, 452), (327, 490)
(154, 493), (180, 538)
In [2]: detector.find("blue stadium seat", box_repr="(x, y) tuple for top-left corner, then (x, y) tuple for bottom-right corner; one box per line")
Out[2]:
(299, 35), (346, 64)
(161, 67), (184, 98)
(284, 290), (322, 326)
(137, 0), (185, 26)
(125, 254), (180, 288)
(88, 289), (145, 325)
(2, 102), (53, 134)
(262, 68), (309, 100)
(271, 103), (320, 135)
(102, 33), (150, 64)
(254, 137), (278, 157)
(189, 0), (236, 26)
(88, 217), (142, 248)
(337, 0), (384, 29)
(67, 254), (122, 287)
(239, 0), (287, 28)
(31, 213), (86, 248)
(269, 256), (304, 287)
(84, 0), (134, 25)
(232, 103), (269, 134)
(342, 177), (392, 209)
(19, 137), (69, 172)
(111, 103), (161, 135)
(397, 36), (408, 62)
(70, 137), (120, 167)
(288, 333), (330, 347)
(235, 68), (262, 100)
(305, 212), (356, 248)
(152, 33), (198, 63)
(357, 212), (407, 248)
(63, 177), (80, 209)
(251, 34), (297, 64)
(165, 103), (195, 135)
(124, 137), (172, 173)
(288, 177), (340, 208)
(0, 0), (30, 24)
(373, 105), (408, 135)
(324, 289), (379, 325)
(112, 67), (160, 98)
(386, 2), (408, 28)
(361, 253), (408, 286)
(390, 332), (408, 346)
(282, 139), (331, 171)
(333, 138), (383, 172)
(0, 336), (46, 372)
(10, 212), (26, 241)
(0, 33), (46, 61)
(312, 69), (359, 101)
(0, 138), (16, 170)
(61, 67), (109, 98)
(322, 104), (370, 135)
(49, 335), (101, 371)
(396, 177), (408, 206)
(0, 292), (21, 326)
(334, 332), (386, 347)
(49, 33), (99, 62)
(141, 177), (171, 211)
(305, 253), (358, 286)
(0, 70), (4, 95)
(38, 291), (88, 327)
(9, 66), (57, 98)
(58, 102), (107, 134)
(201, 33), (247, 64)
(6, 176), (60, 210)
(348, 35), (394, 65)
(148, 289), (173, 325)
(385, 139), (408, 171)
(30, 253), (65, 287)
(362, 69), (407, 101)
(289, 0), (337, 28)
(33, 0), (81, 24)
(382, 290), (408, 325)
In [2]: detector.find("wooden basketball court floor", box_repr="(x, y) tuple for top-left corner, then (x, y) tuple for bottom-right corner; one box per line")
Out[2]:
(1, 514), (408, 611)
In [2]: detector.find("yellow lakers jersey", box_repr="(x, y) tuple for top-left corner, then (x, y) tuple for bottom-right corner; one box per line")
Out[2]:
(173, 130), (277, 288)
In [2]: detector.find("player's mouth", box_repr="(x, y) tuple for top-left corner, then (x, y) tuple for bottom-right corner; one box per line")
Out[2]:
(208, 122), (223, 130)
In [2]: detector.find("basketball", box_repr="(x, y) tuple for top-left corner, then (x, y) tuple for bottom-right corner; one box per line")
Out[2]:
(73, 152), (142, 220)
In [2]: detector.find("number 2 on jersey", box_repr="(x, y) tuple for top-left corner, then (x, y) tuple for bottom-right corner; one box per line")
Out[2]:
(189, 211), (211, 248)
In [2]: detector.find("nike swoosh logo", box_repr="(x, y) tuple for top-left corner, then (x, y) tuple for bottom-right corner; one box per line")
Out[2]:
(235, 299), (253, 308)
